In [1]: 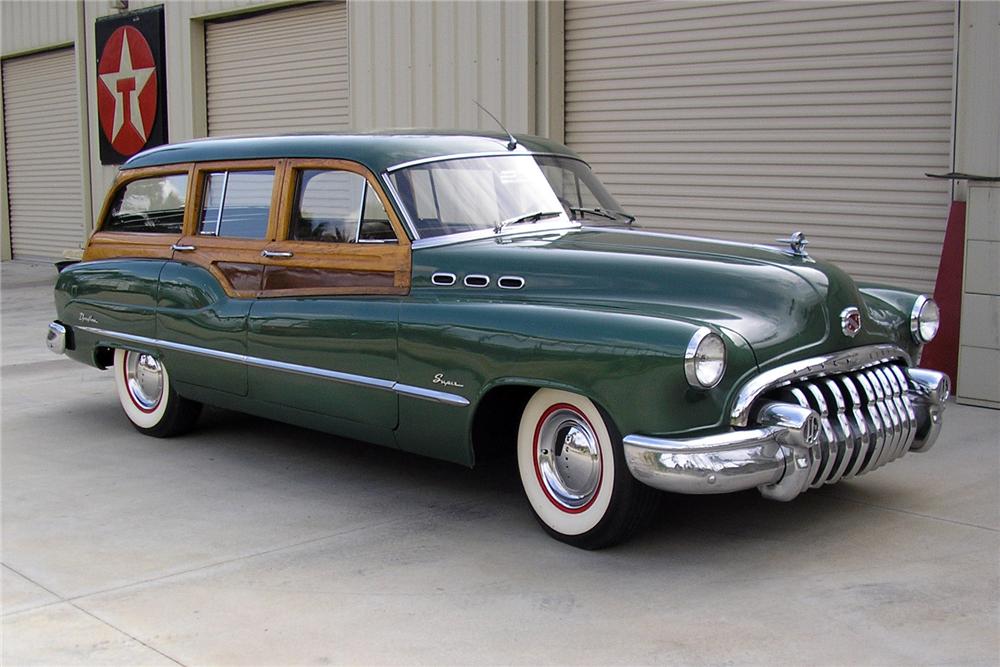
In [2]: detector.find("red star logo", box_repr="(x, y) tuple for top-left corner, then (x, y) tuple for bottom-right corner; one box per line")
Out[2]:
(97, 26), (158, 158)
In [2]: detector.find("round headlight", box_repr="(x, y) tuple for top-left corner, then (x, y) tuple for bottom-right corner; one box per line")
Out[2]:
(911, 295), (940, 344)
(684, 328), (727, 389)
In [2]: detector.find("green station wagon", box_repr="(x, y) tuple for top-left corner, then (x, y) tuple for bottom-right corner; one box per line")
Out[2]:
(47, 131), (949, 548)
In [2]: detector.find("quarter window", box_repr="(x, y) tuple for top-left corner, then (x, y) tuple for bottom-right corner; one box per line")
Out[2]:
(103, 174), (187, 233)
(198, 170), (274, 239)
(290, 169), (396, 243)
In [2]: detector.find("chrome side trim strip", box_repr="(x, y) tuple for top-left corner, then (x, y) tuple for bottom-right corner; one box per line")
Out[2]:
(76, 326), (470, 407)
(730, 344), (912, 427)
(394, 383), (470, 407)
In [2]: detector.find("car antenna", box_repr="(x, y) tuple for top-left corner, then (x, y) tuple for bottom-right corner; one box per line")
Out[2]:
(474, 100), (517, 151)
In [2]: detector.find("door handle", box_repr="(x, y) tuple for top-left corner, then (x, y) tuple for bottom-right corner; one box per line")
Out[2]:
(171, 244), (196, 252)
(261, 250), (294, 258)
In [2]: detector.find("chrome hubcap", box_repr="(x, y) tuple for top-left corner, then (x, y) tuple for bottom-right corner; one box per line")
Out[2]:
(536, 408), (601, 510)
(126, 352), (163, 409)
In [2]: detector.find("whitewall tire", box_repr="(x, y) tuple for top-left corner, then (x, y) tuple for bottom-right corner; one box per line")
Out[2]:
(113, 349), (201, 437)
(517, 388), (658, 549)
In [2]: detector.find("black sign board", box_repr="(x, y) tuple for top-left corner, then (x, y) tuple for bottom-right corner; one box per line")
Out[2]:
(95, 6), (168, 164)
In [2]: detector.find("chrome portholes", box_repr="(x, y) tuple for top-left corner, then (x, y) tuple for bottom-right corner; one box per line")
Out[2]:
(535, 406), (602, 511)
(497, 276), (525, 290)
(125, 352), (163, 411)
(431, 272), (457, 286)
(463, 274), (490, 288)
(428, 273), (525, 289)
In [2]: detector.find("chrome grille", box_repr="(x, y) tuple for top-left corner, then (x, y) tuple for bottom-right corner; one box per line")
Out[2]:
(760, 361), (916, 485)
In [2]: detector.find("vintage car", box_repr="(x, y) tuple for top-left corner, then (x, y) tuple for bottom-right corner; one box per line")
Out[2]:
(47, 131), (949, 548)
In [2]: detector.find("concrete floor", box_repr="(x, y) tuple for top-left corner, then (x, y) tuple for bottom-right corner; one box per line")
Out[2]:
(2, 259), (998, 666)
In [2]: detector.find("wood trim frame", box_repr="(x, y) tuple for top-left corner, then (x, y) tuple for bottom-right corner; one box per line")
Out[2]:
(83, 163), (197, 261)
(175, 159), (287, 298)
(258, 158), (413, 297)
(79, 157), (415, 299)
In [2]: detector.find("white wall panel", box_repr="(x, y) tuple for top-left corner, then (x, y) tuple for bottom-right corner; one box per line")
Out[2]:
(565, 0), (956, 292)
(350, 0), (535, 133)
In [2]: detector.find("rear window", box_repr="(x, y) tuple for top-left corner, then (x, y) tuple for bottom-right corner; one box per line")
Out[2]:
(102, 174), (188, 233)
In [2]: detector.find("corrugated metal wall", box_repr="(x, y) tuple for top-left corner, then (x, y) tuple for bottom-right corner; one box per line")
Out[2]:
(565, 0), (956, 292)
(350, 0), (535, 132)
(206, 2), (349, 136)
(2, 48), (84, 259)
(0, 0), (76, 55)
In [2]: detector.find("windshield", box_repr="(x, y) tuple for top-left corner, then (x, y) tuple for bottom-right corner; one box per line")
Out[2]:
(533, 156), (632, 225)
(388, 155), (570, 239)
(387, 154), (632, 240)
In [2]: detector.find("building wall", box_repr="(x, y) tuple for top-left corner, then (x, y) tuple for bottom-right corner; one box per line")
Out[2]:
(1, 0), (549, 246)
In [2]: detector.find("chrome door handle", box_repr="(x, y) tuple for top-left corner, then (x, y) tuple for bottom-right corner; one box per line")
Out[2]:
(261, 250), (294, 258)
(171, 244), (196, 252)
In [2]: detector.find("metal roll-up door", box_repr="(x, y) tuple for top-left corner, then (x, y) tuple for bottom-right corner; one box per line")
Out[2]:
(205, 2), (349, 136)
(565, 1), (956, 292)
(2, 48), (84, 260)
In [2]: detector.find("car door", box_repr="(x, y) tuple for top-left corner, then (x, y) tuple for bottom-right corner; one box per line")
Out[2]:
(156, 160), (284, 396)
(246, 159), (412, 429)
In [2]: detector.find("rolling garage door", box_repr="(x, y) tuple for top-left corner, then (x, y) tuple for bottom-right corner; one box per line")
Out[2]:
(2, 48), (84, 259)
(565, 1), (956, 292)
(205, 2), (349, 136)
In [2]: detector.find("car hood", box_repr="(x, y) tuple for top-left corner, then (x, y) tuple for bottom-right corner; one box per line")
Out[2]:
(414, 226), (913, 367)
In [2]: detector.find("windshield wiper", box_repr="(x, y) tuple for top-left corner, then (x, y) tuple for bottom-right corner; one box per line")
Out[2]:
(494, 210), (563, 234)
(569, 206), (635, 225)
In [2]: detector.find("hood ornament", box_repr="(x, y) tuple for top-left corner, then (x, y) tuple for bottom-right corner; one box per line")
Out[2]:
(777, 231), (810, 258)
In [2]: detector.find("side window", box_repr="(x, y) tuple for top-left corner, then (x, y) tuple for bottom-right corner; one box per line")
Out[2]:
(198, 170), (274, 239)
(290, 169), (397, 243)
(103, 174), (187, 233)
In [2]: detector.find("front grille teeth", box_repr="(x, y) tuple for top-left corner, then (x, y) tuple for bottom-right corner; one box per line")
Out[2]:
(759, 360), (916, 488)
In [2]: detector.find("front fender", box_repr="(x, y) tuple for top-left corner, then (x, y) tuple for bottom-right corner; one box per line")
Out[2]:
(396, 299), (757, 463)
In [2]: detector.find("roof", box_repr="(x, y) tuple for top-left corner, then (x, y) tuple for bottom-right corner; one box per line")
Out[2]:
(121, 130), (582, 173)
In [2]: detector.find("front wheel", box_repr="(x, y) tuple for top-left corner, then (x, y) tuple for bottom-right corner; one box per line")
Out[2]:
(517, 389), (659, 549)
(113, 349), (202, 437)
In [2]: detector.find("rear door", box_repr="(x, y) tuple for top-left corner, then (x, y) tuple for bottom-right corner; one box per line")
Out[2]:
(155, 160), (283, 396)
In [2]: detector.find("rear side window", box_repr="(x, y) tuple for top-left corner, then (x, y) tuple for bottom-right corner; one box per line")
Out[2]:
(198, 170), (274, 239)
(103, 174), (188, 233)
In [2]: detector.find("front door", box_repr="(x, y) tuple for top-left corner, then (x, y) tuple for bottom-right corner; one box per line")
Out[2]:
(246, 160), (412, 428)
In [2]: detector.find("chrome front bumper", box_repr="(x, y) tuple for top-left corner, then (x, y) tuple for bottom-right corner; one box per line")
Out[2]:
(624, 365), (949, 502)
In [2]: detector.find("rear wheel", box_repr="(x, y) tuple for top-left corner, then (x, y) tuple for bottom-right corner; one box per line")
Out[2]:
(517, 388), (658, 549)
(113, 349), (201, 437)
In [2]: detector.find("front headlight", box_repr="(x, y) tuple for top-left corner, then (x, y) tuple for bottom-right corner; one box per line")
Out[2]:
(910, 295), (940, 344)
(684, 327), (727, 389)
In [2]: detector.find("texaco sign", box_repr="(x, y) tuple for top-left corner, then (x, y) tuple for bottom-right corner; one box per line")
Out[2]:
(96, 7), (167, 164)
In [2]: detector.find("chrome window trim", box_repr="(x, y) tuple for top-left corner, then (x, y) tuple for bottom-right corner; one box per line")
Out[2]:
(730, 344), (912, 427)
(410, 220), (581, 250)
(385, 151), (589, 174)
(76, 326), (470, 407)
(379, 173), (420, 241)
